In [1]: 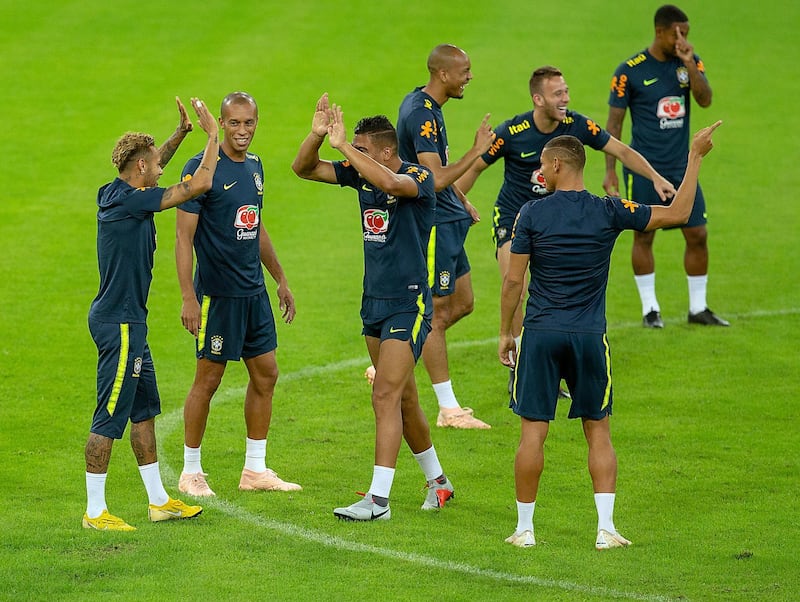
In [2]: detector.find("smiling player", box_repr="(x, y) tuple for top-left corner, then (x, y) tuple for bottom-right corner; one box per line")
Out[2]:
(293, 94), (455, 520)
(458, 65), (674, 393)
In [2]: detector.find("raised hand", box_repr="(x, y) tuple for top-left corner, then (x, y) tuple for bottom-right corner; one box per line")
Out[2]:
(691, 120), (722, 157)
(327, 103), (347, 150)
(674, 26), (695, 63)
(191, 97), (218, 137)
(176, 96), (193, 134)
(312, 93), (331, 137)
(473, 113), (496, 154)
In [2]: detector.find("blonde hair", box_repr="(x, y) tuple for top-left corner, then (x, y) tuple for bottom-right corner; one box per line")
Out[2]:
(111, 132), (155, 171)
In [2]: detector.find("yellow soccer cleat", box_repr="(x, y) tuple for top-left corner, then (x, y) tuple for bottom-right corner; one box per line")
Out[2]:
(82, 509), (136, 532)
(148, 497), (203, 522)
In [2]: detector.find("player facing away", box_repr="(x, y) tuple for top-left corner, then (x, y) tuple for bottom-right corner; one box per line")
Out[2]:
(292, 94), (455, 520)
(84, 97), (218, 531)
(396, 44), (496, 429)
(457, 65), (675, 393)
(605, 4), (728, 328)
(176, 92), (300, 497)
(499, 123), (722, 548)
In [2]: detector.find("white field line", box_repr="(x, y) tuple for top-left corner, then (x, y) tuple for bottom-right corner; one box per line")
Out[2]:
(157, 308), (797, 601)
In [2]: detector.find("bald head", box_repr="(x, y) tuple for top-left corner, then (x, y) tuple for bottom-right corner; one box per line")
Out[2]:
(427, 44), (468, 74)
(220, 91), (258, 119)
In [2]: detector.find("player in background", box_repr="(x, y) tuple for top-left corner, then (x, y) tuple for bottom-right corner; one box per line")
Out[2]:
(605, 4), (728, 328)
(176, 92), (300, 497)
(84, 97), (218, 531)
(499, 122), (722, 549)
(458, 65), (675, 394)
(396, 43), (496, 429)
(293, 94), (455, 520)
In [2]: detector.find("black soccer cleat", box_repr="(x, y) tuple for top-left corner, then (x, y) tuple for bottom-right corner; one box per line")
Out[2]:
(642, 310), (664, 329)
(688, 308), (729, 326)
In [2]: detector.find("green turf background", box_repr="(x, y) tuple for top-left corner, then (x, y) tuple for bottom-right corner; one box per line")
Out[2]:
(1, 1), (798, 600)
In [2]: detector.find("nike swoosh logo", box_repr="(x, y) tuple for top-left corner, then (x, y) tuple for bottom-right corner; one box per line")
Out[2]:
(389, 327), (407, 334)
(361, 184), (373, 192)
(371, 507), (390, 519)
(520, 151), (538, 158)
(644, 78), (659, 86)
(223, 181), (238, 190)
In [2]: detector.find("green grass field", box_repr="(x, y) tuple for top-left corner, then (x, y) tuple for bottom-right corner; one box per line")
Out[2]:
(1, 1), (798, 600)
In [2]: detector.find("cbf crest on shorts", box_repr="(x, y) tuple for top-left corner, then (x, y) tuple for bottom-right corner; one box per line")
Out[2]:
(210, 335), (224, 355)
(439, 270), (451, 290)
(132, 357), (142, 378)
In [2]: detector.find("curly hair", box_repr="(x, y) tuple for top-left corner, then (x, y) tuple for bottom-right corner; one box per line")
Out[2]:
(111, 132), (155, 172)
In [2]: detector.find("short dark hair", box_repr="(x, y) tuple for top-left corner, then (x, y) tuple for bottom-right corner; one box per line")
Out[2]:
(543, 135), (586, 170)
(529, 65), (563, 96)
(354, 115), (398, 150)
(111, 132), (155, 171)
(654, 4), (689, 27)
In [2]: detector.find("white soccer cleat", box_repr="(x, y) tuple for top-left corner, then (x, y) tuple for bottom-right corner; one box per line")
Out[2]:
(505, 530), (536, 547)
(595, 529), (632, 550)
(334, 493), (390, 521)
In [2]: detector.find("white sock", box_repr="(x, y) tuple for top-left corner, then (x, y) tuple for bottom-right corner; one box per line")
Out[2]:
(634, 272), (659, 315)
(687, 274), (708, 315)
(368, 465), (396, 500)
(244, 437), (267, 473)
(183, 445), (203, 474)
(412, 446), (444, 482)
(139, 462), (169, 506)
(516, 500), (535, 534)
(594, 492), (616, 533)
(85, 472), (108, 518)
(514, 336), (522, 352)
(432, 380), (460, 410)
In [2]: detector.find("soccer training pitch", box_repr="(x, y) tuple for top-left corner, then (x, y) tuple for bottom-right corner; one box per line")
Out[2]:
(1, 1), (798, 600)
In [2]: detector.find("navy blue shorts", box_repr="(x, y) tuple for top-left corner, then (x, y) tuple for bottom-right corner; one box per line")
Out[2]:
(491, 203), (519, 249)
(623, 168), (707, 229)
(196, 290), (277, 361)
(361, 289), (432, 361)
(510, 328), (613, 421)
(431, 219), (471, 296)
(88, 319), (161, 439)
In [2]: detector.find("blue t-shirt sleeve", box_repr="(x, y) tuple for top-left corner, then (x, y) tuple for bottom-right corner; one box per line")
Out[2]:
(333, 161), (359, 189)
(406, 165), (433, 201)
(608, 62), (632, 109)
(481, 120), (510, 165)
(178, 155), (204, 214)
(406, 107), (440, 156)
(509, 201), (533, 255)
(608, 196), (651, 231)
(122, 186), (164, 219)
(573, 112), (611, 150)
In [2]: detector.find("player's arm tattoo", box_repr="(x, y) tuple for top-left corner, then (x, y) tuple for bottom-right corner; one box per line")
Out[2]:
(158, 135), (182, 167)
